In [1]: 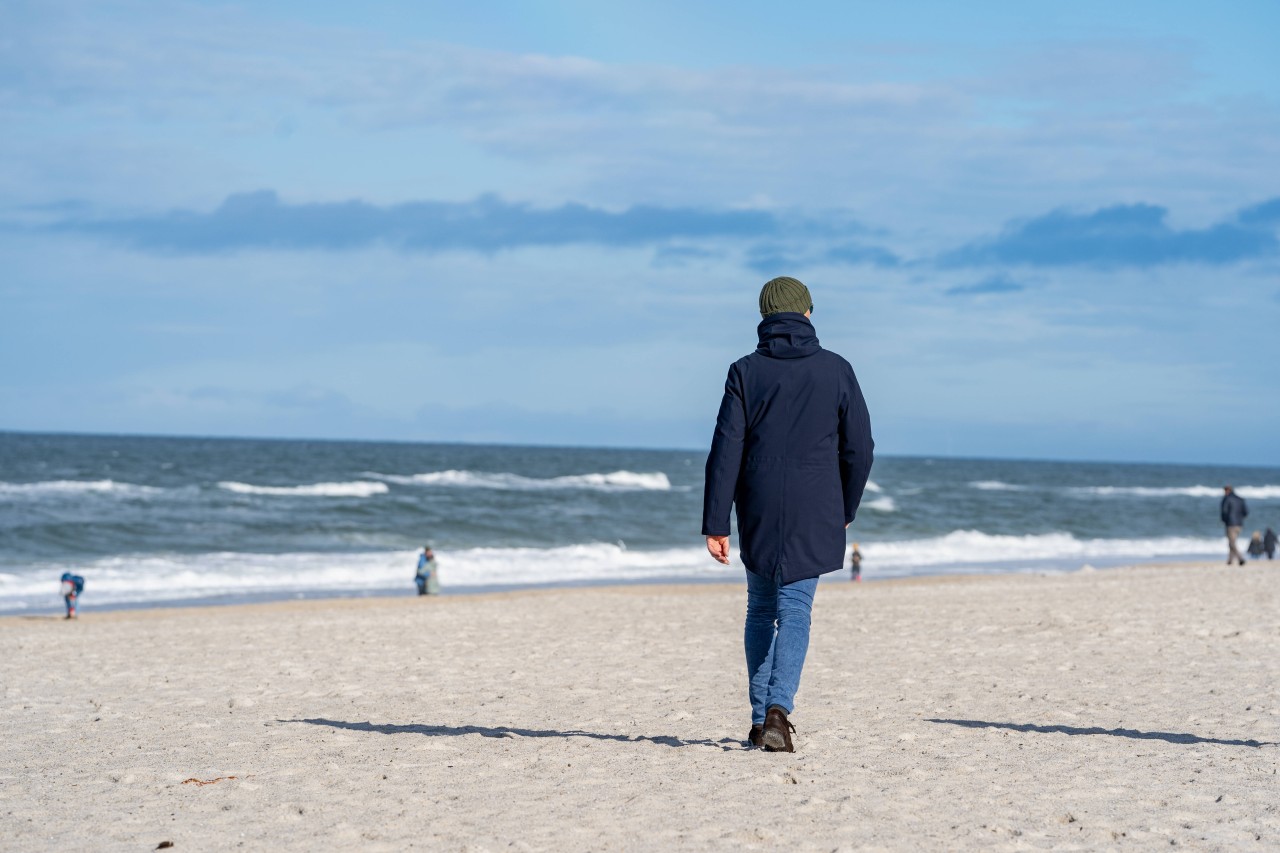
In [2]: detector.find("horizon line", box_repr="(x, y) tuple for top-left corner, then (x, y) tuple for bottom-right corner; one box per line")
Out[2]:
(1, 427), (1276, 472)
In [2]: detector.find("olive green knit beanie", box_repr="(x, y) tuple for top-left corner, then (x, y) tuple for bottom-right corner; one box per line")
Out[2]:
(758, 276), (812, 317)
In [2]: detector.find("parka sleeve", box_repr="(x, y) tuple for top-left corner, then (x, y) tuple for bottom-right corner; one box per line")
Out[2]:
(838, 365), (874, 526)
(701, 364), (747, 536)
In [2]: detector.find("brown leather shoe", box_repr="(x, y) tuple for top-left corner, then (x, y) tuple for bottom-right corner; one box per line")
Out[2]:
(747, 725), (764, 748)
(762, 705), (795, 752)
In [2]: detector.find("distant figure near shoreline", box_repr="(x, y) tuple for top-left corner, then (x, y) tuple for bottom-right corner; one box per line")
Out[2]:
(849, 543), (863, 582)
(415, 546), (439, 595)
(60, 572), (84, 619)
(1220, 486), (1249, 565)
(1264, 527), (1277, 560)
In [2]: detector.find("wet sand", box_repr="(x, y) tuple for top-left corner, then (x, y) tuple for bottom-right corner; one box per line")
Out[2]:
(2, 562), (1277, 850)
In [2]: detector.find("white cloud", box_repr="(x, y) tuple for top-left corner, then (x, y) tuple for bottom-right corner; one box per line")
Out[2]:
(4, 2), (1277, 234)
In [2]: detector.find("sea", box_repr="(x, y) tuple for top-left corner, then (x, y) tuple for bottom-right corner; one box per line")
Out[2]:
(2, 432), (1277, 614)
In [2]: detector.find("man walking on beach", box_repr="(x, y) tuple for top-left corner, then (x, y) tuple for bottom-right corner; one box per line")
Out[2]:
(702, 276), (874, 753)
(1221, 486), (1248, 565)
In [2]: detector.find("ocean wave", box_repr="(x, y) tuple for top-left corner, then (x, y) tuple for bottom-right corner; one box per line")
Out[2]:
(217, 481), (389, 497)
(864, 496), (897, 512)
(1231, 486), (1280, 499)
(0, 529), (1229, 612)
(365, 469), (673, 492)
(0, 479), (163, 498)
(1068, 485), (1280, 499)
(969, 480), (1028, 491)
(864, 480), (883, 493)
(863, 530), (1221, 573)
(0, 543), (721, 609)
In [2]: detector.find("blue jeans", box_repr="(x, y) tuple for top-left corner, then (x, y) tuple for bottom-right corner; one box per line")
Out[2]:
(744, 572), (819, 725)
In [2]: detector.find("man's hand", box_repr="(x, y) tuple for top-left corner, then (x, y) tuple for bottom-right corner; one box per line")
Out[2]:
(705, 535), (731, 565)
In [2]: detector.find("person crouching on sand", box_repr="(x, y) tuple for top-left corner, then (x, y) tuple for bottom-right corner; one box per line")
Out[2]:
(60, 571), (84, 619)
(1247, 531), (1264, 559)
(703, 276), (874, 753)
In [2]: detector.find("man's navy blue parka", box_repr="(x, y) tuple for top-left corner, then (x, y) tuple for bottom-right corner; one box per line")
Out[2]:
(702, 312), (874, 584)
(1221, 492), (1248, 527)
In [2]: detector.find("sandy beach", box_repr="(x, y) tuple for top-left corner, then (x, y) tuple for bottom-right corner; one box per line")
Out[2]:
(2, 562), (1277, 851)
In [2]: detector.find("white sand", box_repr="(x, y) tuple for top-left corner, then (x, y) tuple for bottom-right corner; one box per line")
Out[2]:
(2, 563), (1277, 851)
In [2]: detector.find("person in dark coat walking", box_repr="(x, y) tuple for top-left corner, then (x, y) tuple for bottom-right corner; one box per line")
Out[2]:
(703, 276), (874, 753)
(1221, 486), (1248, 565)
(1264, 527), (1277, 560)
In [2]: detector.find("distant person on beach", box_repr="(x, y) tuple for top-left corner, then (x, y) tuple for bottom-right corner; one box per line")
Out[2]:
(703, 276), (874, 753)
(1221, 486), (1248, 565)
(1247, 531), (1264, 559)
(849, 543), (863, 582)
(415, 546), (439, 596)
(59, 571), (84, 619)
(1265, 527), (1277, 560)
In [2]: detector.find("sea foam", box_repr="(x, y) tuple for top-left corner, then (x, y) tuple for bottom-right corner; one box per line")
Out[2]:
(966, 482), (1280, 499)
(0, 531), (1228, 613)
(969, 480), (1028, 491)
(1069, 485), (1280, 499)
(0, 479), (163, 498)
(863, 530), (1221, 574)
(365, 469), (673, 492)
(0, 543), (719, 610)
(217, 481), (389, 497)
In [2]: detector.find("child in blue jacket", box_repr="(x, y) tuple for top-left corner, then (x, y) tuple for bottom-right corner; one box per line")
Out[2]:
(60, 572), (85, 619)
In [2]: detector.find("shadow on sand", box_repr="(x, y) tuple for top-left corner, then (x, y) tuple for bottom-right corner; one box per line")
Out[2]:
(283, 718), (741, 750)
(926, 718), (1276, 748)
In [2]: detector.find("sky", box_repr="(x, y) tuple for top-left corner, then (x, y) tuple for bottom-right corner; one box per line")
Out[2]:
(1, 1), (1278, 465)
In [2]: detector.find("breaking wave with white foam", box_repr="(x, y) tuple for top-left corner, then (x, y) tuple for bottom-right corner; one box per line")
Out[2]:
(965, 482), (1280, 500)
(862, 530), (1221, 576)
(0, 479), (163, 498)
(366, 469), (673, 492)
(1069, 485), (1280, 499)
(969, 480), (1028, 491)
(0, 543), (719, 611)
(218, 481), (389, 497)
(0, 531), (1229, 612)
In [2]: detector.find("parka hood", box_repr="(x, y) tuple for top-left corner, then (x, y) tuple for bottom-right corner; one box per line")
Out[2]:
(756, 313), (821, 359)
